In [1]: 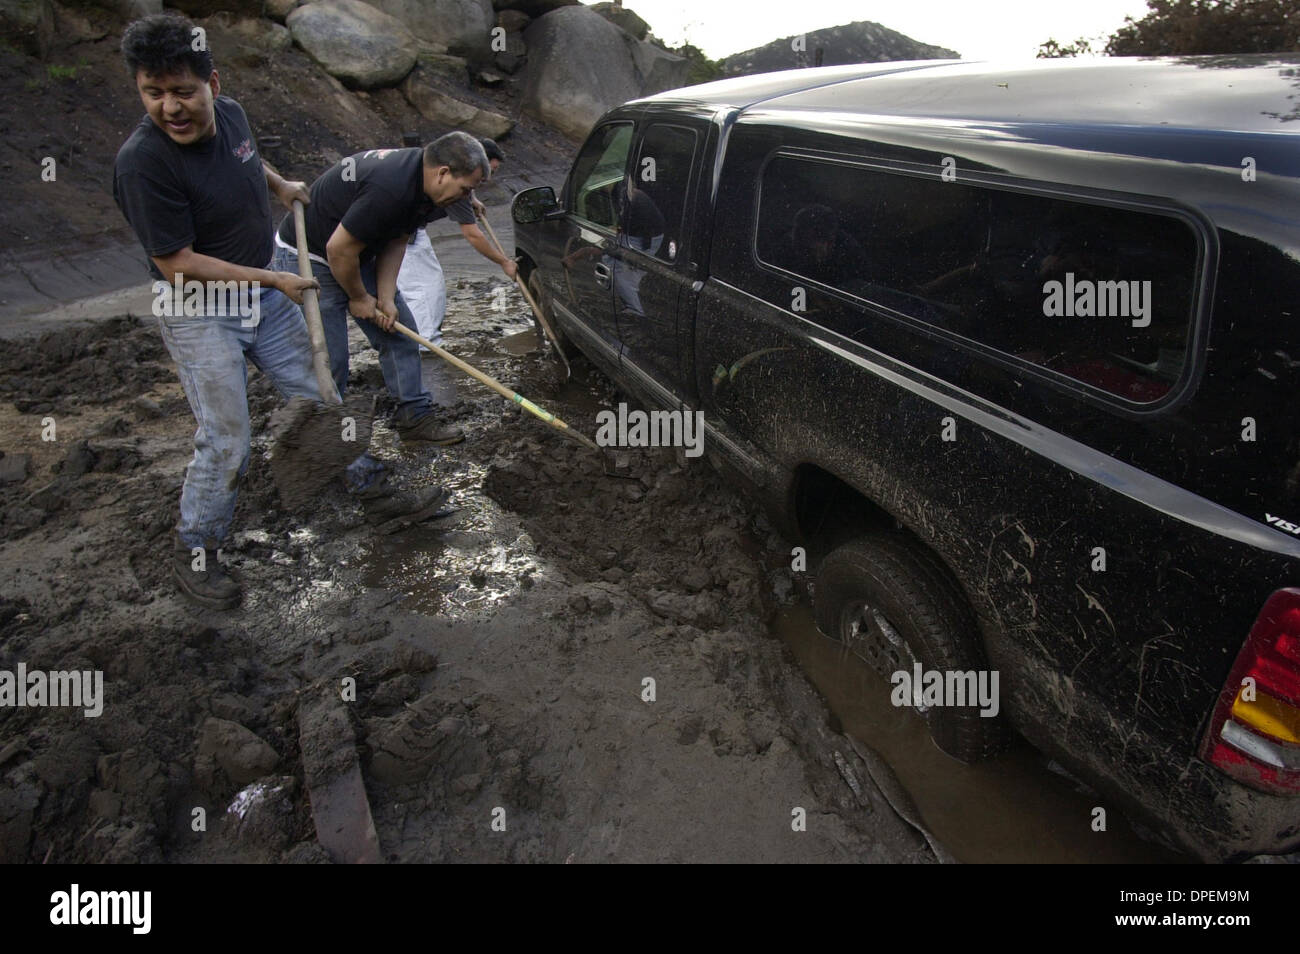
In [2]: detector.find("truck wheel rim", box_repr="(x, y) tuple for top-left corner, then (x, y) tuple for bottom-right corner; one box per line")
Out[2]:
(842, 600), (929, 713)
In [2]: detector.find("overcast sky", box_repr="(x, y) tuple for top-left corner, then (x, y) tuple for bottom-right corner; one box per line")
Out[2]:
(593, 0), (1156, 61)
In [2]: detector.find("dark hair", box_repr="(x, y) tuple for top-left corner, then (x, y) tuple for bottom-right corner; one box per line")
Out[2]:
(423, 131), (490, 178)
(480, 138), (506, 163)
(122, 13), (214, 81)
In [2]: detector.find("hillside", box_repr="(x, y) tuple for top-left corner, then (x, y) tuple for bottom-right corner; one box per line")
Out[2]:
(722, 19), (959, 75)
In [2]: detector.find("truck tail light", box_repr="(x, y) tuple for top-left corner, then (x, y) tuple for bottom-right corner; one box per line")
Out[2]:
(1199, 588), (1300, 794)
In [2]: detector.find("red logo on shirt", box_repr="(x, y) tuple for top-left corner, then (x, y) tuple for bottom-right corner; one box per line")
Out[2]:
(233, 139), (255, 163)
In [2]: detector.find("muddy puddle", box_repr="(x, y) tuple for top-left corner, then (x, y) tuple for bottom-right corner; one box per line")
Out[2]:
(772, 604), (1192, 862)
(361, 325), (616, 620)
(359, 455), (548, 619)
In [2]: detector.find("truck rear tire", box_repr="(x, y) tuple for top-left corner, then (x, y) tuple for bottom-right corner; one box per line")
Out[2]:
(814, 533), (1006, 763)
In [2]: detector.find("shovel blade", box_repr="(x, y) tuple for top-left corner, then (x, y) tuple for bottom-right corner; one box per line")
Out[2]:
(270, 394), (374, 509)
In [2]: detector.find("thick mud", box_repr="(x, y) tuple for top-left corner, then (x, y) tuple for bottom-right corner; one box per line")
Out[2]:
(0, 277), (936, 863)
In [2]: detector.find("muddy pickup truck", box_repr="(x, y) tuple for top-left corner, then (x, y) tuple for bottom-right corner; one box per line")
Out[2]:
(510, 57), (1300, 862)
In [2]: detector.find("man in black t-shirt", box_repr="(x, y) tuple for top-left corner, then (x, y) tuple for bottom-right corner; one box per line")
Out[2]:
(113, 14), (326, 611)
(113, 15), (445, 612)
(397, 138), (514, 352)
(272, 133), (489, 446)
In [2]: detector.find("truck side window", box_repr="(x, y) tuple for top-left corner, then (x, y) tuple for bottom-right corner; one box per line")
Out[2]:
(626, 124), (698, 263)
(569, 123), (634, 230)
(755, 155), (1201, 406)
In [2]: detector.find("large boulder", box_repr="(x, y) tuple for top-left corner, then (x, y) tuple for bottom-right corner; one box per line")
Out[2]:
(401, 67), (515, 138)
(288, 0), (419, 89)
(364, 0), (494, 61)
(628, 31), (688, 94)
(521, 5), (686, 140)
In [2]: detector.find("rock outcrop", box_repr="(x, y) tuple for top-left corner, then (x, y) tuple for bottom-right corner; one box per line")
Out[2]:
(287, 0), (419, 89)
(366, 0), (495, 61)
(401, 67), (515, 138)
(520, 4), (686, 140)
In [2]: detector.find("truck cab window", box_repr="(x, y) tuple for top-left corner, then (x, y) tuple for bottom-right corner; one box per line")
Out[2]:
(569, 123), (634, 230)
(627, 124), (698, 263)
(756, 154), (1200, 406)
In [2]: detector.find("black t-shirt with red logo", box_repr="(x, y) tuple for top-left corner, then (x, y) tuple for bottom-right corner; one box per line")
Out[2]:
(275, 147), (469, 265)
(113, 95), (272, 280)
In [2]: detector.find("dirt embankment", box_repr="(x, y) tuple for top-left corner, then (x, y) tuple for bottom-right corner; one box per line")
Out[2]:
(0, 275), (932, 863)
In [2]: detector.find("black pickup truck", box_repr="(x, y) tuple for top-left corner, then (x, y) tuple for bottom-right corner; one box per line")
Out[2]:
(510, 56), (1300, 862)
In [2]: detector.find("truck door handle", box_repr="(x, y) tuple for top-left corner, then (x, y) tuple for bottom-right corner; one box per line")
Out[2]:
(593, 262), (611, 287)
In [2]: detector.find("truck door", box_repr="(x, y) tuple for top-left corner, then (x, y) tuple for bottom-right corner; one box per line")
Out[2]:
(556, 121), (635, 360)
(611, 121), (705, 404)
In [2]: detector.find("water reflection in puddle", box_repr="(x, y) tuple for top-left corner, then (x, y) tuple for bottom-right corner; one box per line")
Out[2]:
(359, 459), (547, 619)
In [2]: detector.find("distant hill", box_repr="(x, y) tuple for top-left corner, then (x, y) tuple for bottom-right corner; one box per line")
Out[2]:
(721, 20), (960, 76)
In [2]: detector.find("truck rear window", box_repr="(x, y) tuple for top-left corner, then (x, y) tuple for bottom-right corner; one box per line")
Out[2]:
(755, 154), (1203, 405)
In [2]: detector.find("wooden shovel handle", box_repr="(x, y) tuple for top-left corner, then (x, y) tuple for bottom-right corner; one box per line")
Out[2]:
(292, 200), (342, 405)
(476, 207), (570, 370)
(388, 320), (599, 454)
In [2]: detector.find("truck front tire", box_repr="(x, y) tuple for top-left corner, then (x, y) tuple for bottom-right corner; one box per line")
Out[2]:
(528, 269), (573, 356)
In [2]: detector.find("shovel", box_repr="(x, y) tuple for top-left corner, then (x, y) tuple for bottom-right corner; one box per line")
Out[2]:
(268, 200), (375, 509)
(293, 199), (341, 406)
(385, 319), (632, 478)
(475, 206), (571, 381)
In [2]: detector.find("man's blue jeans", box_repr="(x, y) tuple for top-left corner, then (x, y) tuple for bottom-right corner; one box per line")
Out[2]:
(157, 283), (324, 548)
(272, 246), (433, 426)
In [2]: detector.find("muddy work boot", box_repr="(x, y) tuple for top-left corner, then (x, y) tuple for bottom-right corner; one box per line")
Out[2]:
(360, 482), (455, 535)
(394, 412), (464, 446)
(173, 540), (241, 610)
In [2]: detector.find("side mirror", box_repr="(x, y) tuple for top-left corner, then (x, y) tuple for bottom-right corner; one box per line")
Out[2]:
(513, 186), (560, 226)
